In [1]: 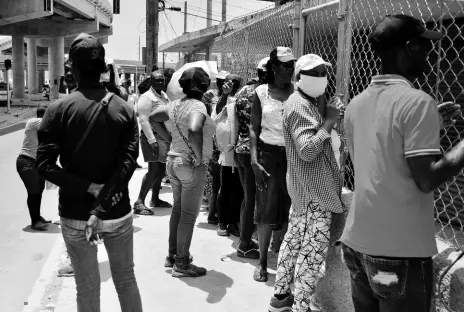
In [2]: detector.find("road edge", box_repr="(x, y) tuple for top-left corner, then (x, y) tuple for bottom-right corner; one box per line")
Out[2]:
(0, 121), (27, 136)
(20, 235), (64, 312)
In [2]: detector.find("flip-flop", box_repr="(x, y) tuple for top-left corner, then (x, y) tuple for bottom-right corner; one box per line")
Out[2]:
(253, 267), (268, 282)
(237, 248), (259, 259)
(133, 203), (154, 215)
(31, 221), (49, 231)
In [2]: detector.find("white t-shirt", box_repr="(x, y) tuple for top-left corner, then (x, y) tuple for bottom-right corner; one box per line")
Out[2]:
(165, 98), (216, 162)
(20, 118), (42, 159)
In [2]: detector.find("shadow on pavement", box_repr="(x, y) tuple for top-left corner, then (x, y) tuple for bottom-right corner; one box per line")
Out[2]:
(22, 223), (61, 234)
(133, 225), (142, 234)
(99, 260), (112, 282)
(196, 222), (217, 231)
(152, 208), (172, 217)
(177, 269), (234, 304)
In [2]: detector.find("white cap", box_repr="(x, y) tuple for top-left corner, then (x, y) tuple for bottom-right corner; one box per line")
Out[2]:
(274, 47), (296, 63)
(295, 54), (331, 76)
(256, 57), (270, 71)
(217, 70), (230, 80)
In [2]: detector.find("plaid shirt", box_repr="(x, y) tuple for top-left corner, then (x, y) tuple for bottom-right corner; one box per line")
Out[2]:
(283, 89), (346, 214)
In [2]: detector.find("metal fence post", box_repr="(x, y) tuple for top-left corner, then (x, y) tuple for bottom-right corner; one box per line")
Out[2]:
(434, 0), (444, 103)
(244, 30), (250, 80)
(292, 0), (302, 58)
(335, 0), (354, 187)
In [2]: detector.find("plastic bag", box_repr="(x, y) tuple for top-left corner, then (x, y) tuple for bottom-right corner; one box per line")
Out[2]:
(166, 61), (218, 101)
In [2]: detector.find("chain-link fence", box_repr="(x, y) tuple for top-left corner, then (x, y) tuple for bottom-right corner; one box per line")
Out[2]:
(178, 0), (464, 249)
(177, 3), (294, 81)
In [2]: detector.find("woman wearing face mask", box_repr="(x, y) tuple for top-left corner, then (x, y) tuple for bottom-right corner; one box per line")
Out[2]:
(249, 47), (295, 283)
(268, 54), (345, 312)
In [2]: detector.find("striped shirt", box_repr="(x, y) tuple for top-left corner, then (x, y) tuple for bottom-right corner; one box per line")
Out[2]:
(283, 89), (345, 214)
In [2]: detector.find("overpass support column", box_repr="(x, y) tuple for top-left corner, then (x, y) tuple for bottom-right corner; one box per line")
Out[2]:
(27, 38), (38, 94)
(12, 34), (25, 99)
(49, 36), (64, 100)
(38, 70), (45, 91)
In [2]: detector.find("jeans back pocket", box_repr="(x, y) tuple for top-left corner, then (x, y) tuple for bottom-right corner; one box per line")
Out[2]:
(363, 254), (409, 300)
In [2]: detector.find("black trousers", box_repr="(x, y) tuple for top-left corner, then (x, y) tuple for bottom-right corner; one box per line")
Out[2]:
(217, 165), (243, 225)
(16, 155), (45, 223)
(235, 153), (256, 245)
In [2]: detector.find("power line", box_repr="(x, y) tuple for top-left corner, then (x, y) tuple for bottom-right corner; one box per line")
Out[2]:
(163, 12), (178, 37)
(166, 0), (233, 19)
(210, 0), (254, 12)
(176, 11), (223, 23)
(193, 0), (203, 31)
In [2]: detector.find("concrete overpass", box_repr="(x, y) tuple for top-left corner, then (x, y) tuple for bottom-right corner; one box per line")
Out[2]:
(0, 0), (114, 99)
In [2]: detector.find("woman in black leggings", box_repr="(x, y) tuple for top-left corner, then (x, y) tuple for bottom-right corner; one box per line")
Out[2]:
(17, 106), (51, 231)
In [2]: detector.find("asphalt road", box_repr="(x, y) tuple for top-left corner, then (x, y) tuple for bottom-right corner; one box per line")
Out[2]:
(0, 128), (60, 312)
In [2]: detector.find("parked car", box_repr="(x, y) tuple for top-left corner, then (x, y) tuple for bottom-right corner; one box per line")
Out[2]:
(0, 82), (13, 105)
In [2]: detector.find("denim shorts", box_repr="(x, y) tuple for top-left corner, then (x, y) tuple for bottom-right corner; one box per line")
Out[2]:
(140, 131), (170, 163)
(254, 142), (291, 225)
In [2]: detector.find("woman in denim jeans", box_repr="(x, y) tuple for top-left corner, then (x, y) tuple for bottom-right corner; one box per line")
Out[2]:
(151, 67), (216, 278)
(17, 106), (51, 231)
(250, 47), (296, 282)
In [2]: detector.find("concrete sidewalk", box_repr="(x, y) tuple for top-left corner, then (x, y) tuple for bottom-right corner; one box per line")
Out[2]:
(21, 162), (280, 312)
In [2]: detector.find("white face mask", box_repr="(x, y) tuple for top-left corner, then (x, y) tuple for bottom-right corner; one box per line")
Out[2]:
(298, 75), (328, 98)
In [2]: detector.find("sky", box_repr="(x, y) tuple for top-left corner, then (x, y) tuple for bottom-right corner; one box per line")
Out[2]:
(106, 0), (274, 63)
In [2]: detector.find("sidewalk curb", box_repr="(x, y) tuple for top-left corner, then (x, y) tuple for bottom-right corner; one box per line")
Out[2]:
(21, 236), (65, 312)
(0, 121), (27, 136)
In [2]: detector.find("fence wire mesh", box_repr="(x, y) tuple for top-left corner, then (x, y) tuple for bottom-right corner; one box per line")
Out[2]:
(177, 0), (464, 252)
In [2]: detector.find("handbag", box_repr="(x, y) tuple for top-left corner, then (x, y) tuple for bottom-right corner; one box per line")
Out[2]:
(65, 92), (115, 169)
(171, 100), (208, 168)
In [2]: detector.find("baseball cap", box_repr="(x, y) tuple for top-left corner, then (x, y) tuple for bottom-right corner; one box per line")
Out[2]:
(270, 47), (296, 63)
(369, 14), (443, 51)
(257, 57), (270, 71)
(70, 33), (105, 68)
(295, 54), (332, 76)
(217, 70), (230, 80)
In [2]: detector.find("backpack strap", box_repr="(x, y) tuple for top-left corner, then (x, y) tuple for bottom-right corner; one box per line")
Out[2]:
(65, 92), (114, 169)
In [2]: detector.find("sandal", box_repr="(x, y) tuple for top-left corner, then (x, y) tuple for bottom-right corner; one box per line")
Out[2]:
(237, 248), (260, 259)
(133, 203), (154, 215)
(253, 267), (268, 282)
(238, 240), (259, 259)
(149, 200), (172, 208)
(31, 221), (49, 231)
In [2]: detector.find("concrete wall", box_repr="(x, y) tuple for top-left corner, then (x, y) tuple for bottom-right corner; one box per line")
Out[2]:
(315, 191), (464, 312)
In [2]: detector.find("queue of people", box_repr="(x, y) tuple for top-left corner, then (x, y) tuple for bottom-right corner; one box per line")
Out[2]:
(14, 12), (463, 312)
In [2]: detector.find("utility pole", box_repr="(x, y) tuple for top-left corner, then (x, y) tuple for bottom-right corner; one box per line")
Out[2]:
(205, 0), (213, 61)
(138, 36), (141, 61)
(184, 1), (188, 34)
(162, 53), (165, 71)
(146, 0), (159, 72)
(207, 0), (213, 28)
(222, 0), (227, 22)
